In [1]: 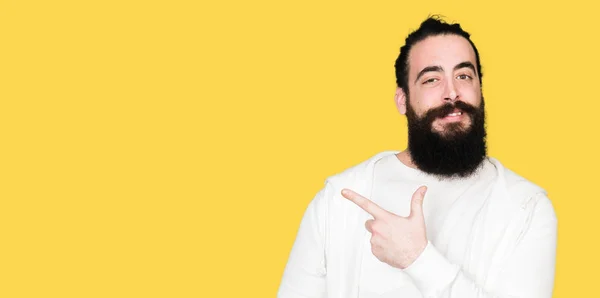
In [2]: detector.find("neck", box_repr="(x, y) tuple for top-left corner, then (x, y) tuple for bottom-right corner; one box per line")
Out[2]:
(396, 148), (487, 181)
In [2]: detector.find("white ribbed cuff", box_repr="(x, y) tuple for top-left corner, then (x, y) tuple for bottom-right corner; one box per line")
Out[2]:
(403, 241), (460, 295)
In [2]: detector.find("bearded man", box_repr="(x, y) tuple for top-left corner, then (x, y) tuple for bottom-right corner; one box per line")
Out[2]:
(278, 16), (557, 298)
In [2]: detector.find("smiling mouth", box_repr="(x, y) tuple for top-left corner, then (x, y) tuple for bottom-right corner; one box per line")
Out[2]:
(441, 109), (464, 118)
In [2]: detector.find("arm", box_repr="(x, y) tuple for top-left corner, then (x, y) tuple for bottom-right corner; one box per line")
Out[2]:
(277, 183), (331, 298)
(403, 193), (558, 298)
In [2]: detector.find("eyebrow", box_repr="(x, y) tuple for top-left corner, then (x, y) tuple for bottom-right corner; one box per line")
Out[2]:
(414, 61), (477, 84)
(454, 61), (476, 75)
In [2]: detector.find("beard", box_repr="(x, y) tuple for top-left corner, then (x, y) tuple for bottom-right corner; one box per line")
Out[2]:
(405, 97), (487, 179)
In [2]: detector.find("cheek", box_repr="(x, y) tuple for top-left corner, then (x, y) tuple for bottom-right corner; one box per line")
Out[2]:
(413, 89), (443, 112)
(458, 85), (481, 105)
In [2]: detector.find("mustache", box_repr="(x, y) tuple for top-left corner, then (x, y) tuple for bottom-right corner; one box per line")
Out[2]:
(422, 101), (479, 123)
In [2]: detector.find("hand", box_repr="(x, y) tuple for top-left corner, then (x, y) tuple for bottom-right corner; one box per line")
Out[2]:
(341, 186), (429, 269)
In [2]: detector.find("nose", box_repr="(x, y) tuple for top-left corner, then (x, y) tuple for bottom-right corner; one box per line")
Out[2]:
(444, 80), (458, 101)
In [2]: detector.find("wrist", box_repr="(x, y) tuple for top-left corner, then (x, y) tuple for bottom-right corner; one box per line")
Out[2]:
(402, 241), (460, 295)
(399, 237), (428, 269)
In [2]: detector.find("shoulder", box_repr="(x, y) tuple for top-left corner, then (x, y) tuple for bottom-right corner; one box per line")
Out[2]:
(311, 151), (398, 210)
(487, 157), (556, 218)
(324, 151), (398, 189)
(486, 157), (546, 196)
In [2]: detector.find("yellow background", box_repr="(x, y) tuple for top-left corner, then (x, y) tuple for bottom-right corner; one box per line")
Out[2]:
(1, 0), (597, 297)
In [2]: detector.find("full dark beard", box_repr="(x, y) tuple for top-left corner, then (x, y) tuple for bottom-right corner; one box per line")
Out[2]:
(406, 99), (487, 179)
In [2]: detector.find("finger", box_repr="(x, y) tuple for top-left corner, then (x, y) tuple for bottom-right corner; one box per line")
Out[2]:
(365, 219), (375, 233)
(341, 188), (389, 219)
(409, 186), (428, 218)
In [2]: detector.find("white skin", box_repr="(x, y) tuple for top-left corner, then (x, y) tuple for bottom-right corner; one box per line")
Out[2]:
(341, 186), (429, 269)
(341, 34), (483, 269)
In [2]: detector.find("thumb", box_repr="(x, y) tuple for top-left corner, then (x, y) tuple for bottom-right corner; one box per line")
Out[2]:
(409, 186), (427, 218)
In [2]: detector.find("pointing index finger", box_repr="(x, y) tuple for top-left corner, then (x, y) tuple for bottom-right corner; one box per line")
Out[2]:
(341, 189), (389, 219)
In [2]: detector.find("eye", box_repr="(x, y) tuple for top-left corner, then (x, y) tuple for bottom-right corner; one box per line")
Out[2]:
(423, 78), (439, 84)
(457, 74), (472, 80)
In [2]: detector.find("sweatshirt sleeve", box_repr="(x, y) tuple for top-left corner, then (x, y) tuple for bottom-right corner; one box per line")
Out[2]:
(403, 193), (557, 298)
(277, 183), (331, 298)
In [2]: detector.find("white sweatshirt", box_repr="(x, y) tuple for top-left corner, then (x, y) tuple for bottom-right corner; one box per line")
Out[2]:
(278, 151), (557, 298)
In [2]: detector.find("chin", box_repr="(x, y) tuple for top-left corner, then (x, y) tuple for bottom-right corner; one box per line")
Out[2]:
(433, 122), (472, 138)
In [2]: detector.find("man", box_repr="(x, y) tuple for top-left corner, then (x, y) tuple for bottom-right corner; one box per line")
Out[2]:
(278, 16), (557, 298)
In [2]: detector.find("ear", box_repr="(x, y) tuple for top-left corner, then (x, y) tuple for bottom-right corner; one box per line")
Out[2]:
(394, 87), (407, 115)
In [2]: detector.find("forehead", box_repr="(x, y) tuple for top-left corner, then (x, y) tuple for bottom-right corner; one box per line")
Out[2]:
(408, 34), (477, 75)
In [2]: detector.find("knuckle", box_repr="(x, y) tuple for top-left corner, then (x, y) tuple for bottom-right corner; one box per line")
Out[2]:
(371, 222), (379, 232)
